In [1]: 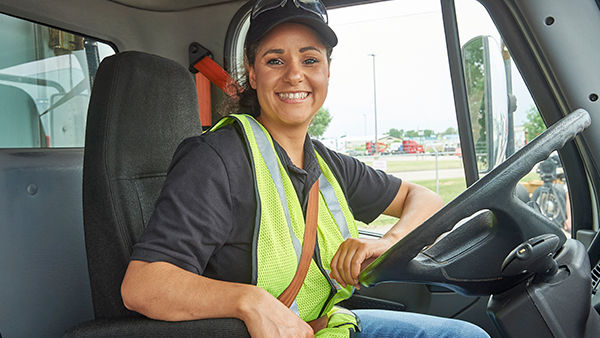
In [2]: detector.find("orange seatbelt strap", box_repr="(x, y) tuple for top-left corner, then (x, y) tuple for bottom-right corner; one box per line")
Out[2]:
(189, 42), (241, 97)
(194, 72), (212, 128)
(277, 180), (330, 333)
(277, 179), (319, 307)
(192, 57), (241, 98)
(189, 42), (242, 129)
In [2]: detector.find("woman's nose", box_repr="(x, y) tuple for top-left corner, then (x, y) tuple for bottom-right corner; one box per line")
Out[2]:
(284, 63), (303, 85)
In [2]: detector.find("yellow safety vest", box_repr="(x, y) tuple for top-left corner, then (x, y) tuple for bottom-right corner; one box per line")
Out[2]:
(210, 114), (360, 336)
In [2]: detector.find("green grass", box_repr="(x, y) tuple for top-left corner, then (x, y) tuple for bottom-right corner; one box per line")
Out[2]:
(356, 177), (465, 231)
(356, 214), (399, 230)
(357, 169), (540, 231)
(363, 159), (462, 172)
(414, 177), (467, 204)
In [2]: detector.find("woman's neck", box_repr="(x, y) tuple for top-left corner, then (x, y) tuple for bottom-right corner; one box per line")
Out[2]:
(257, 117), (307, 169)
(275, 133), (306, 169)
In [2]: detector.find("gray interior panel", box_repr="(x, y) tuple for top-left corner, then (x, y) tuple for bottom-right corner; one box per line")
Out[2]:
(0, 149), (93, 337)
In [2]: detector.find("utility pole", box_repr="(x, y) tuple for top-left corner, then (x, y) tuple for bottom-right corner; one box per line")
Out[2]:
(369, 53), (378, 148)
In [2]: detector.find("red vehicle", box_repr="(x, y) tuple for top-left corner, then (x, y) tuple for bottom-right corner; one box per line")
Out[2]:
(366, 141), (389, 155)
(402, 139), (424, 153)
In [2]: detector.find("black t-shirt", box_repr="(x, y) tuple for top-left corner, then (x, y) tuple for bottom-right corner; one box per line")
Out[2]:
(131, 123), (402, 284)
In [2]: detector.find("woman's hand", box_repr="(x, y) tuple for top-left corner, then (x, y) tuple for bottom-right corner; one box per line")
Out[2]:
(329, 237), (395, 289)
(328, 181), (444, 289)
(239, 287), (314, 338)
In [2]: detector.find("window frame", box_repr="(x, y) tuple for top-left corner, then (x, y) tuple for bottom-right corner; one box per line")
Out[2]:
(0, 10), (118, 150)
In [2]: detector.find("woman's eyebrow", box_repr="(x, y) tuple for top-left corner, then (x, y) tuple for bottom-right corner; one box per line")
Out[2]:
(261, 48), (284, 57)
(299, 46), (322, 54)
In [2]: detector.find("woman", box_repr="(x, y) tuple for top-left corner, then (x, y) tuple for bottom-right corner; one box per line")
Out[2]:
(121, 1), (489, 337)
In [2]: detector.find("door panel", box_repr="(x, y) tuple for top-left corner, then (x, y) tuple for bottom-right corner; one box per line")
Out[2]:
(0, 149), (93, 337)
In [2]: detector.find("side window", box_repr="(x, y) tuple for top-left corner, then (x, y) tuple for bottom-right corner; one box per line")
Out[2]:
(0, 13), (115, 148)
(325, 1), (464, 234)
(456, 0), (570, 236)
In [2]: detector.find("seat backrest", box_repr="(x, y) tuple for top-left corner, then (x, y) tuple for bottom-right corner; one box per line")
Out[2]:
(83, 51), (201, 318)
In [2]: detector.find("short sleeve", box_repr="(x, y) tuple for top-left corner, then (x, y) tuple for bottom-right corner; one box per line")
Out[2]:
(314, 142), (402, 224)
(130, 137), (234, 274)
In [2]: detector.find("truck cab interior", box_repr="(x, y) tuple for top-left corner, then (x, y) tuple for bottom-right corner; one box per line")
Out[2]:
(1, 0), (600, 337)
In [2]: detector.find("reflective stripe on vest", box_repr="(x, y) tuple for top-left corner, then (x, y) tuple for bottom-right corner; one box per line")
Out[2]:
(246, 116), (303, 265)
(210, 114), (359, 333)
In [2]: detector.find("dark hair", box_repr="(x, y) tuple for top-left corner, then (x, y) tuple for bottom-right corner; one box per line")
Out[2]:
(228, 26), (333, 118)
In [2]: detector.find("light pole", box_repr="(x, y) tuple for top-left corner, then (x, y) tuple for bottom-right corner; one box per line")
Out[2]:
(369, 53), (378, 148)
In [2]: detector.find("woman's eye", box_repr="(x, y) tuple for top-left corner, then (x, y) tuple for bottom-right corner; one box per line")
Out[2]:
(304, 58), (319, 64)
(267, 59), (283, 65)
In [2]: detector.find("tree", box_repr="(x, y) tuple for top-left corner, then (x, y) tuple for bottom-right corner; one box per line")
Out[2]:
(440, 127), (457, 136)
(388, 128), (404, 138)
(404, 130), (418, 138)
(308, 107), (332, 138)
(524, 106), (546, 142)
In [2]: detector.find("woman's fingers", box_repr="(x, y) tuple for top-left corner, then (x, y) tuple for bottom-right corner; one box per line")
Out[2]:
(350, 248), (363, 285)
(341, 241), (360, 285)
(329, 246), (345, 287)
(331, 238), (370, 287)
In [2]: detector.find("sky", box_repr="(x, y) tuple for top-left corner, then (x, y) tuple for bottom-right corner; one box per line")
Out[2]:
(321, 0), (535, 140)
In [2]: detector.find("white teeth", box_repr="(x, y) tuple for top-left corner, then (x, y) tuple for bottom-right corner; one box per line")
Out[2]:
(279, 92), (308, 100)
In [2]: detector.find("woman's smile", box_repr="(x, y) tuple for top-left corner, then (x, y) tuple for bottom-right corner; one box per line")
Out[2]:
(276, 91), (311, 103)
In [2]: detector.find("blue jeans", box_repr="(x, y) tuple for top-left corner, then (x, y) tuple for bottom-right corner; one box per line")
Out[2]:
(353, 309), (490, 338)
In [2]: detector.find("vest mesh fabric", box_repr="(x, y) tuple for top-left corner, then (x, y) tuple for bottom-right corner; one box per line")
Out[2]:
(240, 117), (299, 299)
(211, 114), (359, 326)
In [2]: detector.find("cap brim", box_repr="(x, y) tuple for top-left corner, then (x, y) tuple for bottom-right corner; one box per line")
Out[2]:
(246, 13), (338, 48)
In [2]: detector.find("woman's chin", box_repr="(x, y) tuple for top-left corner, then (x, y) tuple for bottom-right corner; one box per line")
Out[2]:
(269, 110), (314, 127)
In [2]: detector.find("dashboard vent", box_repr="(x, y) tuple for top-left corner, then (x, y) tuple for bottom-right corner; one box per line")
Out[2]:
(592, 261), (600, 295)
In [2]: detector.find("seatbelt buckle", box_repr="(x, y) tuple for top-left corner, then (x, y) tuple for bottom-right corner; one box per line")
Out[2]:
(188, 42), (213, 74)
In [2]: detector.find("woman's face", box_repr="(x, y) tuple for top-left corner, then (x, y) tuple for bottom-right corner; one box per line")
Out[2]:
(248, 23), (330, 131)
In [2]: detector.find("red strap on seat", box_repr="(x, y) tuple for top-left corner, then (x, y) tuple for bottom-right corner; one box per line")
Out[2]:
(189, 42), (243, 128)
(191, 57), (241, 98)
(194, 72), (212, 128)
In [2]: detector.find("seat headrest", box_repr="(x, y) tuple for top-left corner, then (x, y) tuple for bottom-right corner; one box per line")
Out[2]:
(86, 51), (201, 178)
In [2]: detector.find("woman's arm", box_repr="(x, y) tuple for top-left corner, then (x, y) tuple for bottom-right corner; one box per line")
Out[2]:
(329, 181), (443, 289)
(380, 181), (444, 243)
(121, 260), (313, 338)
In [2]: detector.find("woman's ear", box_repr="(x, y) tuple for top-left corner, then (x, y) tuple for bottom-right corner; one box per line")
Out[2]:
(248, 64), (257, 90)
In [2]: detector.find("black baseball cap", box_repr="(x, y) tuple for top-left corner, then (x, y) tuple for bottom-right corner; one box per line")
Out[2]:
(245, 0), (338, 48)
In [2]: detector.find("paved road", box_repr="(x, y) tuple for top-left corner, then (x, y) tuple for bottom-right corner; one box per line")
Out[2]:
(389, 168), (465, 182)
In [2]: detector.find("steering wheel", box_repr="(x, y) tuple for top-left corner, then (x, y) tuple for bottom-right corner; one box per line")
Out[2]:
(360, 109), (591, 293)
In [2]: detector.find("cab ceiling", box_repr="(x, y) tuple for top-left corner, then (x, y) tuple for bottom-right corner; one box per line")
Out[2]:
(0, 0), (247, 67)
(0, 0), (383, 67)
(108, 0), (385, 11)
(108, 0), (240, 12)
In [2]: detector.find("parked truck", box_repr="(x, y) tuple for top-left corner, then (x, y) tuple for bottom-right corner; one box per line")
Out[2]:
(365, 141), (389, 155)
(402, 139), (424, 154)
